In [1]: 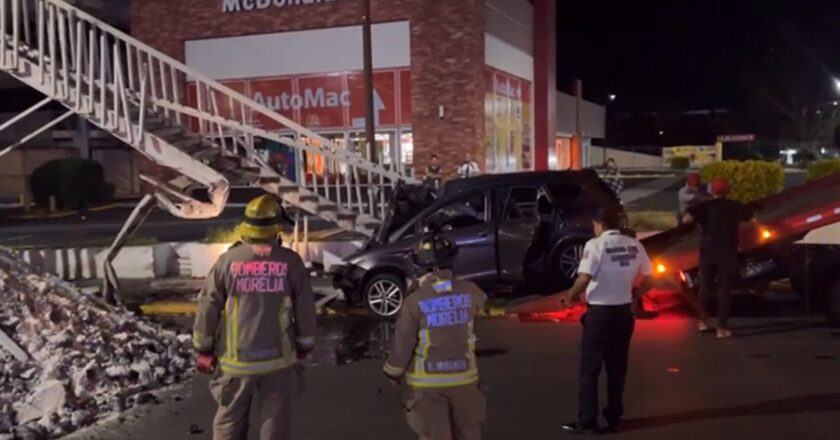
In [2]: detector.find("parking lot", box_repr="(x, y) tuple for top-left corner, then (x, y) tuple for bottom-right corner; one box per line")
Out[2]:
(67, 300), (840, 440)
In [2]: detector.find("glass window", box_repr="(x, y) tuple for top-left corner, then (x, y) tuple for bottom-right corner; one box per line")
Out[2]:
(502, 187), (541, 220)
(400, 131), (414, 166)
(547, 183), (584, 206)
(424, 192), (487, 231)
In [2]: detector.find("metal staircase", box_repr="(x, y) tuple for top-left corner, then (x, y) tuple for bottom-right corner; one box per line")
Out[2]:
(0, 0), (417, 302)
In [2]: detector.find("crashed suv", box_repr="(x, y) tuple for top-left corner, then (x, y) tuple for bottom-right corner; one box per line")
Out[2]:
(332, 170), (628, 318)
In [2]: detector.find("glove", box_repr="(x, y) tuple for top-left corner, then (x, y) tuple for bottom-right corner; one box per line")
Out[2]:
(196, 352), (217, 375)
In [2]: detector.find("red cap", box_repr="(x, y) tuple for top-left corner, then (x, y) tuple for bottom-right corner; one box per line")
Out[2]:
(687, 173), (701, 188)
(711, 178), (730, 196)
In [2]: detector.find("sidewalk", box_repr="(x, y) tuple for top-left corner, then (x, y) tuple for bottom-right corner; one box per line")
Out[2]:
(621, 176), (682, 204)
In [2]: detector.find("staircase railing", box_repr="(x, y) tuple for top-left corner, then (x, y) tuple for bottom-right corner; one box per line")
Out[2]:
(3, 0), (417, 226)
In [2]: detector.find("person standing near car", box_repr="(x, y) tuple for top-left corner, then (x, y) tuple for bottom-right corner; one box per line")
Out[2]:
(456, 153), (481, 179)
(683, 178), (754, 339)
(384, 234), (488, 440)
(193, 195), (316, 440)
(602, 158), (624, 198)
(425, 154), (443, 190)
(559, 205), (653, 435)
(677, 173), (705, 225)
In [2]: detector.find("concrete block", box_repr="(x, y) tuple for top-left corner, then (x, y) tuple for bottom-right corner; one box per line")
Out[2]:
(153, 244), (176, 278)
(94, 246), (155, 279)
(188, 243), (228, 278)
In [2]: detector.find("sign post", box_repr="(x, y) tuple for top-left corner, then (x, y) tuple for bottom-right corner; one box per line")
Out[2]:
(362, 0), (376, 163)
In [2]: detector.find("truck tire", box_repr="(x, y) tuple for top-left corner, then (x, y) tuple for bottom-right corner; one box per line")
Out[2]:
(829, 279), (840, 325)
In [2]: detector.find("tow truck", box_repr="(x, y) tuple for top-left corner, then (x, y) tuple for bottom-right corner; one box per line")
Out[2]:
(642, 172), (840, 323)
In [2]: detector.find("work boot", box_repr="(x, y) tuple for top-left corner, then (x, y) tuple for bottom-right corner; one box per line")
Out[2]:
(562, 422), (598, 435)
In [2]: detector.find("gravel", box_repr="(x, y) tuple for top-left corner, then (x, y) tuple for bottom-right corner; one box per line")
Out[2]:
(0, 248), (193, 438)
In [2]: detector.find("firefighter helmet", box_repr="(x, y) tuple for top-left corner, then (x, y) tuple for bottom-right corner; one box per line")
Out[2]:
(240, 195), (283, 243)
(413, 234), (458, 270)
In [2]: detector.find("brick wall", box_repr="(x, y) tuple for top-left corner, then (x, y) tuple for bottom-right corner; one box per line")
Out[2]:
(130, 0), (486, 178)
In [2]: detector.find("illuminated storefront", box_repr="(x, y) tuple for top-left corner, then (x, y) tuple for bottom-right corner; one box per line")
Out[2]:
(131, 0), (560, 177)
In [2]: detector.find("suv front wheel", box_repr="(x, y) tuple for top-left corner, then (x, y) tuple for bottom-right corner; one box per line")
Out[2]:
(363, 273), (406, 318)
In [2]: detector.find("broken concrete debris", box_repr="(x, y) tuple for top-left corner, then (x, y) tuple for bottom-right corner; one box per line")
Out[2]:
(0, 247), (193, 437)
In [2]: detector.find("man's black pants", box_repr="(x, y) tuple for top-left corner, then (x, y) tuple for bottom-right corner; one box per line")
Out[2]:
(698, 256), (737, 329)
(577, 304), (635, 428)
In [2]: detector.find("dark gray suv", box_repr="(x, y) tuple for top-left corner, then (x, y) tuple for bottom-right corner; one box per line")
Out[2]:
(332, 170), (627, 317)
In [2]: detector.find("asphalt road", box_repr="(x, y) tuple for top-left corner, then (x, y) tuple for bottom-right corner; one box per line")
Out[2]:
(67, 311), (840, 440)
(0, 206), (340, 247)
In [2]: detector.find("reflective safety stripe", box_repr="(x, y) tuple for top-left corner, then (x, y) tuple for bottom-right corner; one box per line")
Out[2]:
(467, 320), (477, 373)
(432, 279), (453, 293)
(383, 362), (405, 378)
(232, 295), (240, 361)
(296, 336), (315, 348)
(223, 296), (233, 360)
(219, 356), (297, 377)
(407, 370), (479, 388)
(279, 297), (293, 359)
(192, 332), (214, 351)
(414, 329), (430, 375)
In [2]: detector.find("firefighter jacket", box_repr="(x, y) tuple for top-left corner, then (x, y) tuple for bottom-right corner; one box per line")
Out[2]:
(193, 243), (316, 377)
(383, 270), (487, 388)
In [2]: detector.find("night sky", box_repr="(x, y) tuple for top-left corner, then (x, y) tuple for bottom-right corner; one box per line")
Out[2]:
(557, 0), (840, 112)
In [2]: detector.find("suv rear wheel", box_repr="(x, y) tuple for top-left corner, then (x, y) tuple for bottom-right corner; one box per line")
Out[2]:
(554, 241), (586, 283)
(363, 273), (406, 318)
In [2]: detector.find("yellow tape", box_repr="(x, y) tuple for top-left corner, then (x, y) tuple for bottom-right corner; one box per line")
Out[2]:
(487, 307), (506, 317)
(139, 301), (198, 315)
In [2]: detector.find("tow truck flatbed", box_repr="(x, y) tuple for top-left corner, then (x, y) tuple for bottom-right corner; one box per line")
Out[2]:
(641, 172), (840, 275)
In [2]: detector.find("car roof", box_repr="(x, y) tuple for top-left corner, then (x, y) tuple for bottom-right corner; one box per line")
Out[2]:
(440, 169), (601, 197)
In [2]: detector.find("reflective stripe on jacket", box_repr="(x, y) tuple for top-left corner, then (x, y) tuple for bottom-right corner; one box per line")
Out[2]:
(383, 270), (487, 388)
(193, 243), (316, 377)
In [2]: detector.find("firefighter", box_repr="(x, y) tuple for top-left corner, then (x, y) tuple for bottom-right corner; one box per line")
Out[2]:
(559, 205), (653, 435)
(683, 177), (754, 339)
(193, 194), (316, 440)
(383, 234), (488, 440)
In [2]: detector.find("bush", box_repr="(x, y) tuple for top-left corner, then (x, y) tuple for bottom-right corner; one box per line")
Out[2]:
(29, 158), (113, 210)
(806, 159), (840, 181)
(670, 156), (690, 170)
(699, 160), (784, 203)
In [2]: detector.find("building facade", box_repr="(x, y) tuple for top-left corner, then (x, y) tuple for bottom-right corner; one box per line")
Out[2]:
(130, 0), (561, 175)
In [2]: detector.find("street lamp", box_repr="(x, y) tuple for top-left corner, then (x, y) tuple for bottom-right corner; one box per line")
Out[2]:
(834, 78), (840, 93)
(608, 94), (617, 102)
(658, 130), (665, 136)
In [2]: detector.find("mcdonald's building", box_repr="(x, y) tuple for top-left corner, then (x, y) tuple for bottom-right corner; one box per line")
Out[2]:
(131, 0), (605, 178)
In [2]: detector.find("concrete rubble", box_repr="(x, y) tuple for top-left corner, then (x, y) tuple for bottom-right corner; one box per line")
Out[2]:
(0, 248), (193, 438)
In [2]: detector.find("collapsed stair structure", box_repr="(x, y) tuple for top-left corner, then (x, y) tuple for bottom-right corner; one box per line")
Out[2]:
(0, 0), (416, 302)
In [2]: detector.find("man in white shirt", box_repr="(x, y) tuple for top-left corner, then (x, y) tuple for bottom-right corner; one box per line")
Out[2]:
(560, 205), (653, 435)
(456, 153), (481, 179)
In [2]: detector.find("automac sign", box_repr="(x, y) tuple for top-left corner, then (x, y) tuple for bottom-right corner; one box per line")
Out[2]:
(222, 0), (337, 13)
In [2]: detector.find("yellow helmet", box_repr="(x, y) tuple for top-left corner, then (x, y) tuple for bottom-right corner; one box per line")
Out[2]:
(239, 195), (283, 243)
